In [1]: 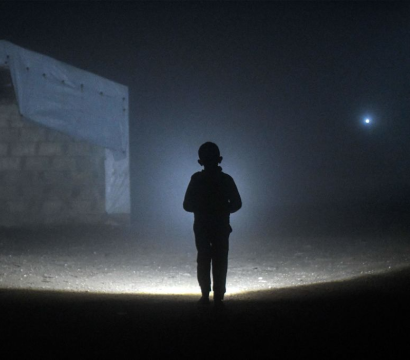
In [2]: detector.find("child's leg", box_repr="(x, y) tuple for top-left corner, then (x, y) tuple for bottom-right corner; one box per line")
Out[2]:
(211, 227), (230, 299)
(194, 229), (212, 297)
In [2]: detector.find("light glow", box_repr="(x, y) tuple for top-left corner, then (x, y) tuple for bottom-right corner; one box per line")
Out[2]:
(363, 117), (373, 126)
(1, 236), (409, 297)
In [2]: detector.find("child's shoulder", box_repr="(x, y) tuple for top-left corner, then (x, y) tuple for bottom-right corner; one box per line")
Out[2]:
(191, 170), (234, 181)
(221, 172), (236, 184)
(191, 171), (202, 179)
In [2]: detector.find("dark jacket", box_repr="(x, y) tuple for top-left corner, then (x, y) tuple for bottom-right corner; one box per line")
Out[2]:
(183, 167), (242, 226)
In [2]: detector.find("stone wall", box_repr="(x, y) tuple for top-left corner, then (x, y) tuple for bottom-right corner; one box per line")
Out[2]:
(0, 99), (107, 227)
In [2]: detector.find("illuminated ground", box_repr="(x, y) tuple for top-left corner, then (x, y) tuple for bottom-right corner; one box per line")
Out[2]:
(0, 225), (409, 357)
(0, 226), (409, 296)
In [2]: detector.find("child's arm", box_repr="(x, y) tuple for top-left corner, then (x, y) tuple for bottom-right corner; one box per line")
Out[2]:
(228, 177), (242, 213)
(183, 176), (196, 213)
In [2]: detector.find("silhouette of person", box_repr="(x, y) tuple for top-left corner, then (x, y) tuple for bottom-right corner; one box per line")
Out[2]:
(183, 142), (242, 306)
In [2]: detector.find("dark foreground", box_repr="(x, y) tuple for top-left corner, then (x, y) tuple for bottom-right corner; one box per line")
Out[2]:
(1, 266), (410, 358)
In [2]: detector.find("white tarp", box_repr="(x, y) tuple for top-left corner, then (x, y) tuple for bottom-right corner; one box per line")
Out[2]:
(0, 40), (130, 214)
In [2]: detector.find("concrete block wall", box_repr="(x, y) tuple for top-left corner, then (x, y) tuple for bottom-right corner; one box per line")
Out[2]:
(0, 99), (106, 227)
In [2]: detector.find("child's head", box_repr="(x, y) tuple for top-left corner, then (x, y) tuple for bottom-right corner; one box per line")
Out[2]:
(198, 142), (223, 168)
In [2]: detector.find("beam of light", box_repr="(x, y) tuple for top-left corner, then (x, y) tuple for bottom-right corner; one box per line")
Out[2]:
(0, 265), (408, 298)
(1, 236), (409, 296)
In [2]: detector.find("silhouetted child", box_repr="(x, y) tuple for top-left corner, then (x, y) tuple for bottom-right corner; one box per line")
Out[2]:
(183, 142), (242, 306)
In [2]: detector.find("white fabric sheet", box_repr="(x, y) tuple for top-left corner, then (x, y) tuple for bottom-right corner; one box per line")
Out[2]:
(0, 40), (130, 214)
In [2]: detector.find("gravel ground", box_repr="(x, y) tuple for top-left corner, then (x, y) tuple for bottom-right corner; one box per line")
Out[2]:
(0, 226), (409, 295)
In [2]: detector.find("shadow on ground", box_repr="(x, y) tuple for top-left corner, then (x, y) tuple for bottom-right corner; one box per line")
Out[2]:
(1, 265), (410, 357)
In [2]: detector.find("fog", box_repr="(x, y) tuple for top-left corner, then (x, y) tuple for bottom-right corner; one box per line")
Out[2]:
(1, 1), (409, 240)
(126, 2), (410, 239)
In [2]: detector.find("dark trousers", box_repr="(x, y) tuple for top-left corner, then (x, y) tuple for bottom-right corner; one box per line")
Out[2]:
(194, 222), (231, 297)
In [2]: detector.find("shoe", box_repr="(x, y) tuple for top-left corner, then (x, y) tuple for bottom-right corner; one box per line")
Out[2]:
(213, 297), (225, 311)
(197, 296), (210, 306)
(214, 293), (225, 307)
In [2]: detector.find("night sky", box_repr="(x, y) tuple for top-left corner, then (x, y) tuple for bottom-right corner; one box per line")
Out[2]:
(1, 1), (409, 238)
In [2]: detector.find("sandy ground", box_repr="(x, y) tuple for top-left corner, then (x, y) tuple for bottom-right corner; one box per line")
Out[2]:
(0, 226), (409, 357)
